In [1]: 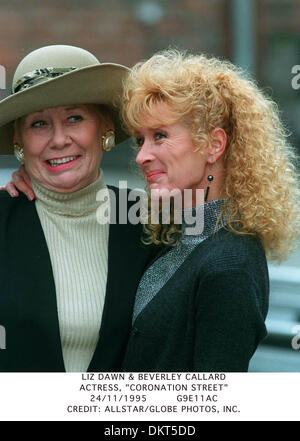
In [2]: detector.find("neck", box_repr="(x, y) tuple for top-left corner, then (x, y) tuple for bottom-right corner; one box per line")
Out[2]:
(31, 169), (106, 217)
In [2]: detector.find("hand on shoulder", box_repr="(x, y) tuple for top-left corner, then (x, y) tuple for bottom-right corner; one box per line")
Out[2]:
(0, 166), (35, 200)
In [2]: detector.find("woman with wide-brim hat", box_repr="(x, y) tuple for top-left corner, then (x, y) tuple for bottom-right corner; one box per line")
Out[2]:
(0, 44), (154, 372)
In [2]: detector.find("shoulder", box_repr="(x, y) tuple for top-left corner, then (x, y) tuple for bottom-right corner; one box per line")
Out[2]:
(0, 189), (16, 204)
(193, 229), (269, 317)
(200, 227), (267, 271)
(0, 190), (34, 219)
(0, 189), (30, 204)
(188, 227), (269, 294)
(0, 190), (23, 210)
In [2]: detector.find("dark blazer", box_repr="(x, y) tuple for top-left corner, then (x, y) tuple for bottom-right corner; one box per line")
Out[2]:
(0, 186), (154, 372)
(122, 229), (270, 372)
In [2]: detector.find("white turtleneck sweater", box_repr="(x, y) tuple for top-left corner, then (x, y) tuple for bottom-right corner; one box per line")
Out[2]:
(32, 171), (109, 372)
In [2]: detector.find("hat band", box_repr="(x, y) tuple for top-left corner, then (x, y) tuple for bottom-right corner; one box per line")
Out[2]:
(13, 67), (77, 93)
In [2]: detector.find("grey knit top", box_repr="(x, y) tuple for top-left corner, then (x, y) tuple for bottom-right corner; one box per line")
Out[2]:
(132, 199), (226, 323)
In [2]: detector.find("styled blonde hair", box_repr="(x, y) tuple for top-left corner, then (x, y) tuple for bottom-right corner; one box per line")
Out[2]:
(122, 49), (300, 262)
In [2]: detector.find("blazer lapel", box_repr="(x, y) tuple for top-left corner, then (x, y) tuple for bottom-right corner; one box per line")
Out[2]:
(1, 196), (65, 372)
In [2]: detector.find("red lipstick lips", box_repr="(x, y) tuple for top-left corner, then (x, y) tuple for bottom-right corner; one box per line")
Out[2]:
(146, 170), (164, 182)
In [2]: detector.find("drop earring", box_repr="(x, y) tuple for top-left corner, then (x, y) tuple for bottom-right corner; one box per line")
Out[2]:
(14, 143), (25, 164)
(102, 130), (115, 152)
(204, 172), (214, 202)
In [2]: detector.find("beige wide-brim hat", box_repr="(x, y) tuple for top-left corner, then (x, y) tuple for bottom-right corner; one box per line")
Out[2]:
(0, 44), (130, 154)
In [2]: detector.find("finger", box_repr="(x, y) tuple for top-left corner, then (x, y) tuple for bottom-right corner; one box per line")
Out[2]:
(22, 171), (34, 191)
(5, 182), (19, 197)
(14, 166), (34, 192)
(11, 169), (23, 183)
(11, 175), (35, 201)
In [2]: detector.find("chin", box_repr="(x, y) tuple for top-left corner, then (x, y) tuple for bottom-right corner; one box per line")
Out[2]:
(48, 177), (82, 193)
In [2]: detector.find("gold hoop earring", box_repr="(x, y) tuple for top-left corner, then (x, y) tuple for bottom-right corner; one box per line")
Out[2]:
(14, 143), (25, 164)
(102, 130), (115, 152)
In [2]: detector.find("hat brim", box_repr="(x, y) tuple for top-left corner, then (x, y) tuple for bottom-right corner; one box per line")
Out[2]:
(0, 63), (130, 154)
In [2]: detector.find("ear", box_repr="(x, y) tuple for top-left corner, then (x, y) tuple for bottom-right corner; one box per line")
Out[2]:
(101, 121), (115, 137)
(105, 117), (115, 133)
(98, 110), (115, 133)
(207, 127), (227, 163)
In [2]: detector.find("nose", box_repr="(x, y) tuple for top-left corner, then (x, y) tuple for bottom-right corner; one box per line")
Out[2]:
(50, 122), (71, 149)
(136, 140), (155, 167)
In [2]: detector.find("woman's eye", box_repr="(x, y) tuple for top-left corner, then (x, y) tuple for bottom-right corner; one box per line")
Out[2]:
(154, 132), (166, 141)
(31, 120), (46, 128)
(68, 115), (83, 123)
(135, 137), (144, 148)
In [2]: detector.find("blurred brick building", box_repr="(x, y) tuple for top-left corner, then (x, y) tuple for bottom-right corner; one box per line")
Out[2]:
(0, 0), (300, 160)
(0, 0), (232, 92)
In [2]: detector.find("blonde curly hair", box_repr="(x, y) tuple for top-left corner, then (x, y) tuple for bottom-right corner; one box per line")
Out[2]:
(121, 49), (300, 262)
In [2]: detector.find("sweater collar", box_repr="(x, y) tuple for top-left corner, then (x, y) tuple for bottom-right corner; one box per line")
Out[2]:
(32, 169), (107, 217)
(181, 198), (227, 237)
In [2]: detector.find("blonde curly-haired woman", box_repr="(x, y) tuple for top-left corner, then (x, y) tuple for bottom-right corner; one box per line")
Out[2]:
(120, 49), (300, 372)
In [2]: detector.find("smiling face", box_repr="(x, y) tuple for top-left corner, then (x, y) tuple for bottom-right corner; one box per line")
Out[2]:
(135, 104), (211, 202)
(14, 104), (111, 193)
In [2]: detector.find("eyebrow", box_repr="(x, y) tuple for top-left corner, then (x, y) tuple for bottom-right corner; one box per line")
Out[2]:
(24, 105), (86, 123)
(64, 106), (83, 111)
